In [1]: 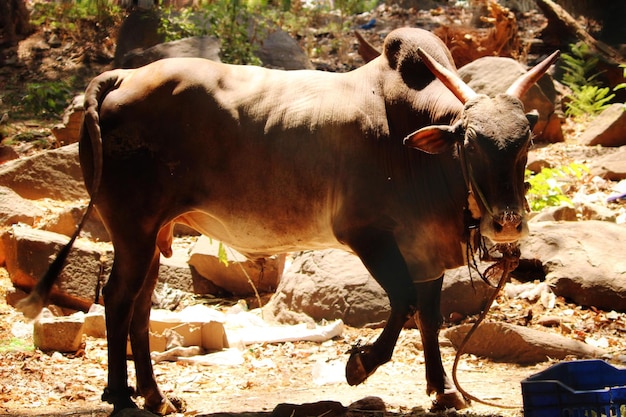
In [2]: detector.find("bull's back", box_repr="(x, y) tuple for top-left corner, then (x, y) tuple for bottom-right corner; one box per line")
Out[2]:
(83, 58), (386, 256)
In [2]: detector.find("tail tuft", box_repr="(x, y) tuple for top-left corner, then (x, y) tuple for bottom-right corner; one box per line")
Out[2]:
(16, 292), (44, 319)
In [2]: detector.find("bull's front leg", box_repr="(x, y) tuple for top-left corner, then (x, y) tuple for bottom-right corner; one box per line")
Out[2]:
(343, 230), (417, 385)
(415, 276), (468, 410)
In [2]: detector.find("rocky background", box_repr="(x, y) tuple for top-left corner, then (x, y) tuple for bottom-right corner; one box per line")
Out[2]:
(0, 0), (626, 416)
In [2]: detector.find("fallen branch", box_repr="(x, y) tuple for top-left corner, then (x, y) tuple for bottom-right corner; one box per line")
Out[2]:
(536, 0), (622, 65)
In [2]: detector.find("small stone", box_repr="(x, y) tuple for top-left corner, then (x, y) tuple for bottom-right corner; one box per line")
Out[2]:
(48, 34), (62, 48)
(84, 304), (106, 338)
(33, 315), (84, 352)
(536, 315), (561, 327)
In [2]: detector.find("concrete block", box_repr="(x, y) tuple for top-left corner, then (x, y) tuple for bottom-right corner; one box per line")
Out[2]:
(33, 311), (84, 352)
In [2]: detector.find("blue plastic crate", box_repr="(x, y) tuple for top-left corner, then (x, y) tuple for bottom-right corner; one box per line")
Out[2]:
(522, 360), (626, 417)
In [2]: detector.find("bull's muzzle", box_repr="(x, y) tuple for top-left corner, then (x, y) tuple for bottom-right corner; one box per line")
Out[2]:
(483, 209), (528, 243)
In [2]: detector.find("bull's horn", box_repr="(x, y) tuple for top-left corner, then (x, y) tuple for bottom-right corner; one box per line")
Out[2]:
(505, 50), (560, 98)
(417, 47), (477, 104)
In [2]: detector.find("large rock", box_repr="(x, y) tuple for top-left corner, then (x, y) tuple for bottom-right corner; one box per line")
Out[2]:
(0, 186), (43, 228)
(458, 56), (564, 143)
(121, 35), (221, 69)
(265, 249), (494, 327)
(441, 264), (495, 319)
(588, 146), (626, 180)
(255, 29), (314, 70)
(520, 220), (626, 312)
(2, 223), (209, 312)
(2, 224), (112, 312)
(33, 312), (85, 352)
(159, 245), (200, 294)
(0, 143), (86, 201)
(38, 203), (110, 242)
(113, 9), (164, 68)
(51, 95), (84, 146)
(188, 236), (284, 296)
(265, 249), (389, 328)
(444, 322), (605, 363)
(579, 103), (626, 147)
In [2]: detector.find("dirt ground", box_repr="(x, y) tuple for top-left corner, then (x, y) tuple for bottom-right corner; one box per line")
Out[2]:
(0, 265), (542, 417)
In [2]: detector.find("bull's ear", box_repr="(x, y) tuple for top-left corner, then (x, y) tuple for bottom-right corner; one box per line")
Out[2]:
(526, 110), (539, 130)
(403, 121), (462, 154)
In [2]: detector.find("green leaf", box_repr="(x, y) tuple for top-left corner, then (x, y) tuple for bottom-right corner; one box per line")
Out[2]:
(217, 242), (229, 267)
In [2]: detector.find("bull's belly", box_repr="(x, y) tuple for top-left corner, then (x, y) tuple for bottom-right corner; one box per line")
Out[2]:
(172, 210), (342, 259)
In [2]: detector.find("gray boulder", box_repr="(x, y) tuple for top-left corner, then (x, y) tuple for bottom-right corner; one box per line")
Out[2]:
(520, 220), (626, 311)
(589, 146), (626, 180)
(188, 236), (284, 296)
(579, 103), (626, 147)
(265, 249), (494, 327)
(0, 186), (43, 228)
(255, 29), (314, 70)
(113, 9), (164, 68)
(265, 249), (389, 328)
(51, 95), (84, 146)
(0, 143), (86, 201)
(121, 35), (221, 69)
(2, 225), (112, 312)
(444, 322), (605, 363)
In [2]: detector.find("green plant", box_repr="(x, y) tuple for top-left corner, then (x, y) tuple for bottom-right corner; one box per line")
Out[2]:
(564, 85), (615, 118)
(22, 80), (72, 117)
(158, 7), (201, 42)
(525, 163), (589, 212)
(218, 1), (262, 66)
(31, 0), (120, 31)
(0, 337), (33, 353)
(158, 1), (261, 66)
(561, 43), (601, 88)
(217, 241), (229, 267)
(334, 0), (378, 17)
(560, 43), (615, 117)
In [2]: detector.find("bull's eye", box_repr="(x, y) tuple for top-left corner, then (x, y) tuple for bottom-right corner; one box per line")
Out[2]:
(466, 127), (477, 141)
(464, 128), (477, 153)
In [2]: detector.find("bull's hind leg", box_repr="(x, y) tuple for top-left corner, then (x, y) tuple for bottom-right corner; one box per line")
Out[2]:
(414, 277), (468, 410)
(129, 249), (182, 415)
(343, 230), (417, 385)
(100, 233), (173, 415)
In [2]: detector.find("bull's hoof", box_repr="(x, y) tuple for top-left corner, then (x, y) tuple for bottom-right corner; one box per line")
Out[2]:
(112, 408), (160, 416)
(346, 349), (368, 385)
(345, 345), (381, 386)
(145, 395), (186, 416)
(103, 387), (138, 413)
(430, 391), (470, 411)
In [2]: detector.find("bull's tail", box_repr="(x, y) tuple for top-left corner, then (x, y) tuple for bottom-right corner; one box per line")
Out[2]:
(17, 71), (126, 319)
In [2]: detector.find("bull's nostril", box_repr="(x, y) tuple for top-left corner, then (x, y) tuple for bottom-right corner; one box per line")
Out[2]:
(493, 210), (523, 234)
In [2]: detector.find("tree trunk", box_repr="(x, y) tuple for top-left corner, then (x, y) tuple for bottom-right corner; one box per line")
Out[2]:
(0, 0), (33, 47)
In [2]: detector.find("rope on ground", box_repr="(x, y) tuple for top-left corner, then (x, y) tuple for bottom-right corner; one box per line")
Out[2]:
(451, 242), (521, 409)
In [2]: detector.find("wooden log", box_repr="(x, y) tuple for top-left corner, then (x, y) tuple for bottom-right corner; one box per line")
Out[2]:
(536, 0), (622, 65)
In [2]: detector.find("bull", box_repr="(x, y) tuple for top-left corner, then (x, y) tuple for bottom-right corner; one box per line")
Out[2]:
(19, 27), (558, 414)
